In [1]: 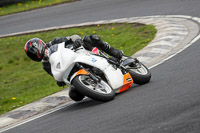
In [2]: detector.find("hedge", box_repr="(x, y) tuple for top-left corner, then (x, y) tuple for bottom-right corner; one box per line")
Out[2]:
(0, 0), (34, 7)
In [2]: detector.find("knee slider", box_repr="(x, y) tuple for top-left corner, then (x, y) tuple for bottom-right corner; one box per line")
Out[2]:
(83, 35), (93, 50)
(90, 35), (101, 43)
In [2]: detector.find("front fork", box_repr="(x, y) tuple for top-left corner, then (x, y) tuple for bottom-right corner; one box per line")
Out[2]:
(75, 63), (101, 83)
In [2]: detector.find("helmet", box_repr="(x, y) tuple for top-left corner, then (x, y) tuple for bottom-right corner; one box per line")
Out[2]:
(24, 38), (46, 62)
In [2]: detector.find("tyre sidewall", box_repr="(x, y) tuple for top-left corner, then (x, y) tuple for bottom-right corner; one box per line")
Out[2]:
(128, 63), (151, 85)
(72, 75), (115, 102)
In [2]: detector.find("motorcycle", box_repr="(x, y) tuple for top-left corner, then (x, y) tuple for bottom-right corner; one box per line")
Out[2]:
(49, 42), (151, 102)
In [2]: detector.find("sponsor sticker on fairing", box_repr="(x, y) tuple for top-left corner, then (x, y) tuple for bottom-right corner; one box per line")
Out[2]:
(92, 57), (97, 63)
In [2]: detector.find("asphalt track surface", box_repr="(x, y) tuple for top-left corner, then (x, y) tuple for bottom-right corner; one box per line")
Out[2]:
(1, 0), (200, 133)
(1, 0), (200, 35)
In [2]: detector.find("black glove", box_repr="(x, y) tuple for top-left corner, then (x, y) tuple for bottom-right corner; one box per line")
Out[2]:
(57, 81), (66, 87)
(49, 37), (68, 46)
(74, 39), (84, 49)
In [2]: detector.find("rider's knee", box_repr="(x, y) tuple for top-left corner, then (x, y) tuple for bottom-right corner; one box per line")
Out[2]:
(83, 35), (93, 50)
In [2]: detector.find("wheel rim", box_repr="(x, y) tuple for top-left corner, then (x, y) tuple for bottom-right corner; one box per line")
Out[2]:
(128, 63), (148, 75)
(78, 75), (112, 94)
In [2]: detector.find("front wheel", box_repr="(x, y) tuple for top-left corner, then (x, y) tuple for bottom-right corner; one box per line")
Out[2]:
(127, 62), (151, 85)
(72, 75), (115, 102)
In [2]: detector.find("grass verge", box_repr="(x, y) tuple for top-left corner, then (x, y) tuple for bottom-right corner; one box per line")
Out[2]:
(0, 23), (157, 115)
(0, 0), (76, 16)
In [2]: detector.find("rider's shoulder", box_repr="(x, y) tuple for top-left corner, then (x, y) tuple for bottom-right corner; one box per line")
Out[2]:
(66, 35), (81, 42)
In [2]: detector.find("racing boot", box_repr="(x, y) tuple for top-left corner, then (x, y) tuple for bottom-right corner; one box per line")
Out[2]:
(68, 87), (85, 102)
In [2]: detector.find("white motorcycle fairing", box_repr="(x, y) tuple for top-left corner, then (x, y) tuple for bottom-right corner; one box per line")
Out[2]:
(49, 42), (125, 90)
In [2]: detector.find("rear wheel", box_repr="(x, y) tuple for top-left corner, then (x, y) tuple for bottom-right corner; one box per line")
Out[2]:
(127, 62), (151, 85)
(72, 75), (115, 102)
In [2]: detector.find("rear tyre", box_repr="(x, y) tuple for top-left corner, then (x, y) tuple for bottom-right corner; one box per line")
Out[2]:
(127, 63), (151, 85)
(72, 75), (115, 102)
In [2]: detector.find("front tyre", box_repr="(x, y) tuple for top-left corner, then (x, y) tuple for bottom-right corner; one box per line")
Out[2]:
(72, 75), (115, 102)
(128, 63), (151, 85)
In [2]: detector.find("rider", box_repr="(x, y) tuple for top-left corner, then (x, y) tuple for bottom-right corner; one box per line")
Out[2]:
(24, 34), (123, 101)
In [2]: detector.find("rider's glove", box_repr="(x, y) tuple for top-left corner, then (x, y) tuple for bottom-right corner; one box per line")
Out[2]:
(50, 37), (68, 46)
(74, 39), (84, 49)
(57, 81), (66, 87)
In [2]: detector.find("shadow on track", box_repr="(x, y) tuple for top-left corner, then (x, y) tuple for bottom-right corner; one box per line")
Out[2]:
(62, 98), (105, 112)
(58, 81), (153, 114)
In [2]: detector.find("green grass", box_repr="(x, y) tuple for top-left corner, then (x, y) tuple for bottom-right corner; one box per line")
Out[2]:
(0, 0), (75, 16)
(0, 23), (157, 115)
